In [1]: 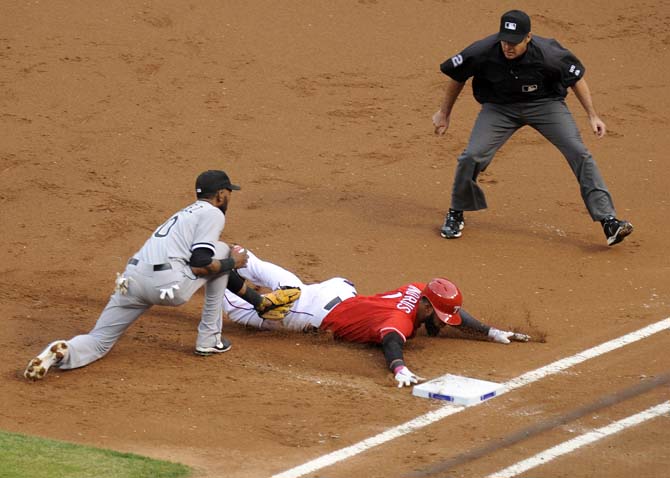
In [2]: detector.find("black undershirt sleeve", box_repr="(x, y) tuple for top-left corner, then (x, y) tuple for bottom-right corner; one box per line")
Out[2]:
(227, 270), (245, 294)
(232, 273), (263, 309)
(190, 248), (235, 274)
(381, 331), (405, 371)
(189, 247), (214, 267)
(452, 309), (490, 335)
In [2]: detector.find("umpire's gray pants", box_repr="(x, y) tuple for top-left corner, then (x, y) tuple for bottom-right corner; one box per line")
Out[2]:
(60, 242), (231, 369)
(450, 99), (615, 221)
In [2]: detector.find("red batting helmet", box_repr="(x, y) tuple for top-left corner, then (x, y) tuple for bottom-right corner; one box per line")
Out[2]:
(422, 278), (462, 325)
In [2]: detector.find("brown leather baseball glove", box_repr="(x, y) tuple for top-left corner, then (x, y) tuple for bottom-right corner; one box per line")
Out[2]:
(257, 287), (301, 320)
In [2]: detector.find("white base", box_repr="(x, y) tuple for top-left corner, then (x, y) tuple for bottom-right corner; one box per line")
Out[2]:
(412, 373), (505, 405)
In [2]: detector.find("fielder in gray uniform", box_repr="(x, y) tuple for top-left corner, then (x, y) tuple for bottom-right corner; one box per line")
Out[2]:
(433, 9), (633, 246)
(24, 170), (298, 380)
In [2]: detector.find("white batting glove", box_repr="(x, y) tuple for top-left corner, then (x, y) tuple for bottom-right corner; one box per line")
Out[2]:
(159, 284), (180, 300)
(394, 366), (425, 388)
(114, 273), (130, 295)
(488, 327), (531, 344)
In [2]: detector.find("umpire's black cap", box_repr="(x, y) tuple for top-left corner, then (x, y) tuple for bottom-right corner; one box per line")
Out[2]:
(498, 10), (531, 43)
(195, 170), (241, 195)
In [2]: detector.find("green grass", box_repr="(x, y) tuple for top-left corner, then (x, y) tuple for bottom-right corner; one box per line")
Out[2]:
(0, 431), (192, 478)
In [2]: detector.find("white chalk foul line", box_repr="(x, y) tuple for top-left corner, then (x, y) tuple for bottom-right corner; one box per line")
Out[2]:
(487, 400), (670, 478)
(270, 318), (670, 478)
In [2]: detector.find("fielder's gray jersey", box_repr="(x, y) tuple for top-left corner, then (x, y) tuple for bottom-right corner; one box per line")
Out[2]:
(135, 200), (225, 264)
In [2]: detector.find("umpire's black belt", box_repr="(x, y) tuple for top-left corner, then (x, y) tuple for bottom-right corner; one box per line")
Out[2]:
(128, 258), (172, 271)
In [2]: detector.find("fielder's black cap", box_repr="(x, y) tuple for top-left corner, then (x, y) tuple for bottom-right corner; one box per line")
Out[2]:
(195, 170), (241, 195)
(498, 10), (531, 43)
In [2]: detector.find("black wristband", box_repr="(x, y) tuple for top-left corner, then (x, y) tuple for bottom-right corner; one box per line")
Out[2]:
(389, 359), (405, 371)
(218, 257), (236, 274)
(240, 286), (263, 309)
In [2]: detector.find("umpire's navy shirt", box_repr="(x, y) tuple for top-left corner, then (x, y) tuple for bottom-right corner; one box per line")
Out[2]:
(440, 34), (585, 104)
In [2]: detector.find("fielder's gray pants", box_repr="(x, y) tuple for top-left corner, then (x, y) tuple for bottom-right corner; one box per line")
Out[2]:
(60, 242), (231, 369)
(450, 99), (615, 221)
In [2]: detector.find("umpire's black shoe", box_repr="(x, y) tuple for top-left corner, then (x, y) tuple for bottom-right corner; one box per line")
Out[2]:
(194, 337), (232, 356)
(440, 209), (465, 239)
(601, 216), (634, 246)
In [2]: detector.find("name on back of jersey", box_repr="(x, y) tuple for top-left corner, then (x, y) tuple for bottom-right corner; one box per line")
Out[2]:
(396, 285), (422, 314)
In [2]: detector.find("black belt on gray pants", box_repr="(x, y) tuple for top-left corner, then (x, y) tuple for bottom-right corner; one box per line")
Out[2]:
(128, 258), (172, 271)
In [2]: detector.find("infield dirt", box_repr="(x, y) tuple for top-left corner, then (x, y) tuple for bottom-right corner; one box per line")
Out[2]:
(2, 1), (669, 477)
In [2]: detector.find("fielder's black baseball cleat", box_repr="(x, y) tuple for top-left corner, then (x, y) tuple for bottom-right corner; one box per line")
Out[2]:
(602, 216), (634, 246)
(440, 209), (465, 239)
(194, 337), (232, 356)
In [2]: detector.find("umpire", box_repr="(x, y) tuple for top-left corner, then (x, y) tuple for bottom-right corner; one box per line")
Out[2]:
(432, 10), (633, 246)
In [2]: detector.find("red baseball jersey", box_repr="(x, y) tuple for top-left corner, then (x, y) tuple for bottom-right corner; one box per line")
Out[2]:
(320, 282), (427, 344)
